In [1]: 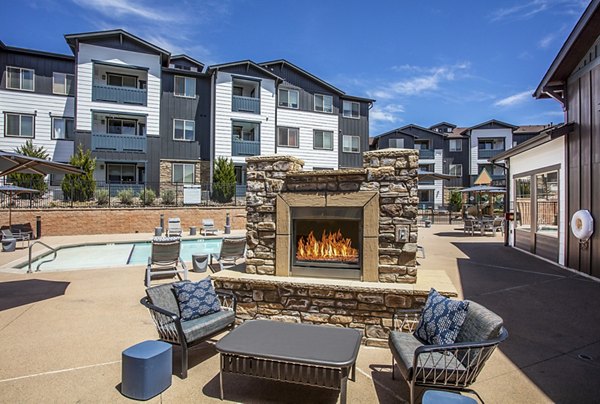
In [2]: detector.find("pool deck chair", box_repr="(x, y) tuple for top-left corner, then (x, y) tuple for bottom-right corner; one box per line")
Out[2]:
(145, 236), (188, 287)
(210, 237), (246, 272)
(201, 219), (218, 236)
(167, 218), (182, 237)
(1, 228), (31, 249)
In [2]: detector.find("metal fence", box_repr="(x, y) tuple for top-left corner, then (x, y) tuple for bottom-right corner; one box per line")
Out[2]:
(0, 179), (247, 209)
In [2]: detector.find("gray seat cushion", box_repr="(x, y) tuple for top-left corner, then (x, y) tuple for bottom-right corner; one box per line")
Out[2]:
(181, 309), (235, 343)
(146, 283), (181, 316)
(389, 331), (466, 381)
(455, 301), (503, 343)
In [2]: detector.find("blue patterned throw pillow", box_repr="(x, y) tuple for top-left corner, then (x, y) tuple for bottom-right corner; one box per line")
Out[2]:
(173, 279), (221, 321)
(414, 288), (469, 345)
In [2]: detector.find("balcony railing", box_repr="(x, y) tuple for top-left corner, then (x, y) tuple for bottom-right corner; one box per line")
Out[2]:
(418, 149), (435, 159)
(92, 84), (147, 105)
(232, 139), (260, 156)
(232, 95), (260, 114)
(478, 149), (504, 159)
(91, 133), (146, 153)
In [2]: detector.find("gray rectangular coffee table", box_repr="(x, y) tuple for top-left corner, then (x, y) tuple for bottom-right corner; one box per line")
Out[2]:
(215, 320), (361, 403)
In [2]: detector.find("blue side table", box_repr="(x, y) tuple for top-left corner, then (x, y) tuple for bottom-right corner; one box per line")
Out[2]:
(422, 390), (477, 403)
(122, 340), (172, 400)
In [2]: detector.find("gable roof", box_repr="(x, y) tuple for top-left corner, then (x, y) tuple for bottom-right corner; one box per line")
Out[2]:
(474, 168), (493, 185)
(513, 124), (553, 134)
(448, 127), (469, 138)
(429, 121), (457, 129)
(374, 127), (417, 139)
(460, 119), (517, 134)
(64, 29), (170, 64)
(535, 0), (600, 99)
(207, 60), (281, 80)
(260, 59), (344, 94)
(170, 54), (205, 70)
(399, 124), (445, 137)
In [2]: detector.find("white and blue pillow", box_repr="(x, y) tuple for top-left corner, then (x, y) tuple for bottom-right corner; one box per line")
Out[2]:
(173, 279), (221, 321)
(414, 288), (469, 345)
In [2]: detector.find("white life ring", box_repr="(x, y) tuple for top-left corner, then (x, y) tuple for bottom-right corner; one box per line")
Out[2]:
(571, 210), (594, 240)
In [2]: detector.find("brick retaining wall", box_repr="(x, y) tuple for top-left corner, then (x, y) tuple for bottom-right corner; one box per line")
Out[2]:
(0, 207), (247, 236)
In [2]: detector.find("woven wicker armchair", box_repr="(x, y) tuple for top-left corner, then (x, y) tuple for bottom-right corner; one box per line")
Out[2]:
(389, 302), (508, 403)
(141, 283), (237, 379)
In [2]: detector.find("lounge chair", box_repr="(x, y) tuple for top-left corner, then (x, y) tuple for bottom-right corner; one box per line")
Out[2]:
(1, 228), (31, 248)
(210, 237), (246, 272)
(201, 218), (218, 236)
(486, 217), (504, 236)
(141, 282), (236, 379)
(167, 217), (182, 237)
(389, 302), (508, 403)
(145, 236), (188, 287)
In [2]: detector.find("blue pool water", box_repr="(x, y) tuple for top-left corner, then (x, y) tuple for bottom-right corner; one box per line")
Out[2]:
(28, 238), (223, 272)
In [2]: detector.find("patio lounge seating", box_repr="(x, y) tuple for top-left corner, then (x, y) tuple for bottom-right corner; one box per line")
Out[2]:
(167, 218), (182, 237)
(463, 219), (479, 236)
(485, 217), (504, 236)
(389, 301), (508, 403)
(141, 282), (236, 379)
(145, 237), (188, 287)
(210, 237), (246, 273)
(200, 218), (218, 236)
(1, 228), (31, 248)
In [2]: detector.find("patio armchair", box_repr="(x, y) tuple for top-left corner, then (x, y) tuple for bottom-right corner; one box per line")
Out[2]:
(463, 219), (479, 236)
(1, 228), (31, 248)
(145, 237), (188, 287)
(167, 217), (183, 237)
(141, 282), (236, 379)
(488, 217), (505, 236)
(389, 302), (508, 403)
(210, 237), (246, 273)
(201, 218), (218, 236)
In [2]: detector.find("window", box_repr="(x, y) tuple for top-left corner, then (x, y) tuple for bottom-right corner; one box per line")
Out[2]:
(536, 171), (559, 238)
(278, 88), (299, 109)
(107, 164), (136, 184)
(174, 76), (196, 98)
(232, 122), (259, 142)
(6, 67), (34, 91)
(232, 86), (244, 96)
(52, 117), (74, 140)
(515, 176), (531, 232)
(389, 138), (404, 148)
(5, 113), (34, 138)
(449, 164), (462, 177)
(449, 139), (462, 151)
(172, 163), (195, 183)
(342, 135), (360, 153)
(107, 73), (137, 88)
(234, 165), (246, 185)
(52, 72), (74, 95)
(277, 127), (299, 147)
(313, 130), (333, 150)
(342, 101), (360, 118)
(173, 119), (195, 141)
(107, 118), (136, 135)
(314, 94), (333, 113)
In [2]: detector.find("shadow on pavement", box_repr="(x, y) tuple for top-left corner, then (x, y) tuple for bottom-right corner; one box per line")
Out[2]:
(0, 279), (69, 311)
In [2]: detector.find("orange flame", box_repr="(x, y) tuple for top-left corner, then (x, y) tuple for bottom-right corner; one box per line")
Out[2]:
(296, 229), (359, 262)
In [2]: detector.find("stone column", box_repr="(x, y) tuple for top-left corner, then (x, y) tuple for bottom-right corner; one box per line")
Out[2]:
(245, 156), (304, 275)
(362, 149), (420, 283)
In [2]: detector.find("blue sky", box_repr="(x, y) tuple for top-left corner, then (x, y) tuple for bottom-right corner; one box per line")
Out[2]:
(1, 0), (589, 134)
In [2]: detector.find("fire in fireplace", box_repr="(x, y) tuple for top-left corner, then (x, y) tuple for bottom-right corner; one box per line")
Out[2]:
(291, 207), (362, 279)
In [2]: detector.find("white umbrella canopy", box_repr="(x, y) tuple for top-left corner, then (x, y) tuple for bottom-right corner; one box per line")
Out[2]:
(0, 185), (40, 227)
(0, 150), (82, 177)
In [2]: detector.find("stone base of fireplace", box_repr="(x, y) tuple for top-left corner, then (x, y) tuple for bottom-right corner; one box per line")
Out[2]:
(211, 270), (457, 346)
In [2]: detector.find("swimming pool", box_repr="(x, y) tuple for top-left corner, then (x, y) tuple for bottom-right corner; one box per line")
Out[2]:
(26, 238), (223, 272)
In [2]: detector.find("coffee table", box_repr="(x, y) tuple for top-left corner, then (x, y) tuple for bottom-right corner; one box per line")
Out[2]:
(215, 320), (361, 403)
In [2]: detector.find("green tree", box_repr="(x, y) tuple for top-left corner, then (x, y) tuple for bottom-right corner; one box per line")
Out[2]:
(212, 157), (236, 203)
(449, 190), (463, 212)
(61, 145), (96, 202)
(9, 140), (49, 196)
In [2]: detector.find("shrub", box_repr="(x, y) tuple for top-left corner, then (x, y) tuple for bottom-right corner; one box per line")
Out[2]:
(95, 189), (110, 206)
(140, 188), (156, 206)
(161, 189), (176, 205)
(449, 190), (462, 212)
(117, 189), (134, 205)
(9, 140), (49, 197)
(212, 157), (236, 203)
(62, 145), (96, 202)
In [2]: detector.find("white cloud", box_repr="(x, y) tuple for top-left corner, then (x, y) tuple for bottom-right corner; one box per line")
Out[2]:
(74, 0), (178, 22)
(538, 33), (556, 48)
(494, 90), (534, 107)
(370, 103), (405, 124)
(490, 0), (588, 22)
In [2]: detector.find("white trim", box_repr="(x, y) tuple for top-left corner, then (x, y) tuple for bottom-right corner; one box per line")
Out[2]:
(52, 72), (74, 95)
(313, 129), (334, 150)
(173, 118), (195, 141)
(278, 88), (299, 109)
(4, 112), (35, 138)
(342, 100), (360, 119)
(174, 75), (196, 98)
(51, 116), (74, 140)
(342, 134), (360, 153)
(314, 94), (333, 113)
(6, 66), (35, 92)
(172, 162), (195, 183)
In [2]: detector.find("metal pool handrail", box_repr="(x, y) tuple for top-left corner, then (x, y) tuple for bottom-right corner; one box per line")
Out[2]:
(28, 241), (58, 273)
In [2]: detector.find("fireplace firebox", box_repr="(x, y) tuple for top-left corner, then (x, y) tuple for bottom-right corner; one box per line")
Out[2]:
(291, 207), (362, 279)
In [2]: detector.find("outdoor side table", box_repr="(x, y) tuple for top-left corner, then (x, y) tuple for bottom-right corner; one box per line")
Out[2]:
(154, 227), (162, 237)
(189, 226), (197, 236)
(121, 340), (172, 400)
(215, 320), (361, 404)
(191, 254), (208, 272)
(422, 390), (477, 403)
(2, 238), (16, 252)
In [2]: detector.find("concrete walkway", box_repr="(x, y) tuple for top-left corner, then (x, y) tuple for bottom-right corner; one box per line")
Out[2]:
(0, 225), (599, 403)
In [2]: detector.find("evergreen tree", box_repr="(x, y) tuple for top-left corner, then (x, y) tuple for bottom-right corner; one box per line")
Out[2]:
(9, 140), (49, 196)
(212, 157), (236, 202)
(61, 145), (96, 201)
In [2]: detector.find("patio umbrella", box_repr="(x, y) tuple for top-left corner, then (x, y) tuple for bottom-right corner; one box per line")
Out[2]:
(0, 150), (82, 177)
(417, 170), (457, 181)
(0, 185), (39, 227)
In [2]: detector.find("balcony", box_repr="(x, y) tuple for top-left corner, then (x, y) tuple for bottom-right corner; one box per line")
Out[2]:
(232, 139), (260, 156)
(232, 95), (260, 114)
(92, 84), (147, 106)
(478, 149), (504, 159)
(418, 149), (435, 159)
(91, 134), (146, 153)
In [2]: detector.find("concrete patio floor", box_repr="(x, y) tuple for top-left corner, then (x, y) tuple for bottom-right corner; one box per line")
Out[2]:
(1, 224), (599, 403)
